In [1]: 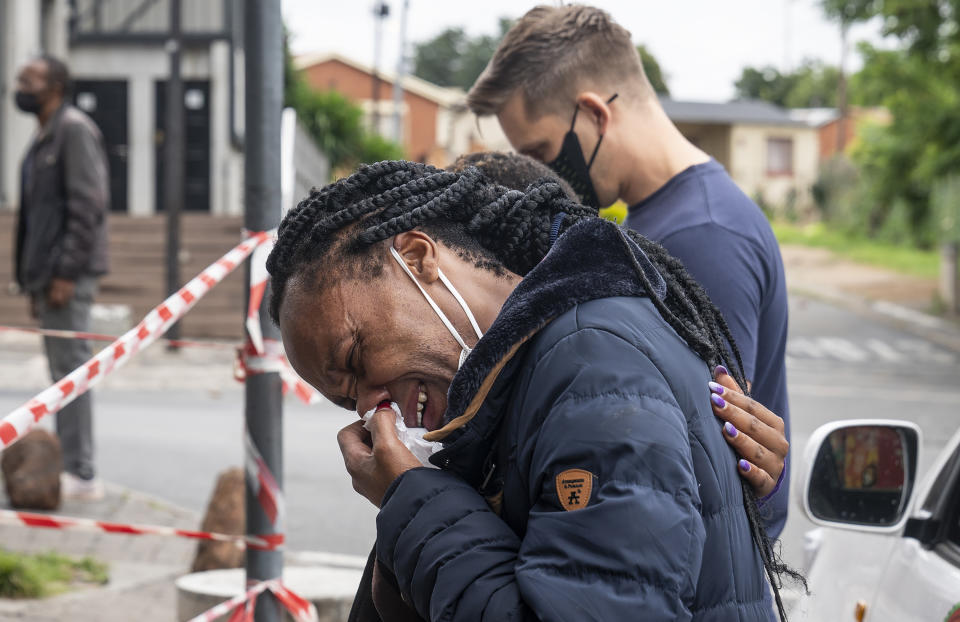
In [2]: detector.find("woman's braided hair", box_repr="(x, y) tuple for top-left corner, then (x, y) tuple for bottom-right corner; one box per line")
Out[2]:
(266, 159), (803, 620)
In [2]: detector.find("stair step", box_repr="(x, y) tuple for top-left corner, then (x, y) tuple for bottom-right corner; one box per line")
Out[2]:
(0, 213), (252, 339)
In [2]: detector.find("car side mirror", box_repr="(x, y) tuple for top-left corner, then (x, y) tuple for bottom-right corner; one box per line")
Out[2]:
(803, 420), (921, 533)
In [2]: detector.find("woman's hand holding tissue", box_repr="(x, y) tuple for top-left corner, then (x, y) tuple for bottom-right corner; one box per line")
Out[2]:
(337, 404), (424, 507)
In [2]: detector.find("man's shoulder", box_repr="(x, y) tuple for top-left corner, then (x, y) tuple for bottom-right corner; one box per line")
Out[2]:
(58, 106), (103, 141)
(645, 166), (780, 273)
(628, 161), (764, 238)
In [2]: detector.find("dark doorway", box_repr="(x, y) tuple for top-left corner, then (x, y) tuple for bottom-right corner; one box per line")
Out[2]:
(155, 80), (211, 212)
(73, 80), (128, 212)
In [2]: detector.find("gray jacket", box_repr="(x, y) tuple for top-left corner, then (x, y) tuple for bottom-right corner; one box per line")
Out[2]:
(15, 104), (109, 293)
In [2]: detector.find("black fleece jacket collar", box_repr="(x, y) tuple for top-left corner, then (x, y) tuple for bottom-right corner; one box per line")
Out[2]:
(429, 218), (666, 484)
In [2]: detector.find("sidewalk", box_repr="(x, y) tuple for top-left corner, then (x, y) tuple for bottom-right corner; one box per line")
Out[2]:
(780, 244), (960, 352)
(0, 330), (238, 393)
(0, 484), (198, 622)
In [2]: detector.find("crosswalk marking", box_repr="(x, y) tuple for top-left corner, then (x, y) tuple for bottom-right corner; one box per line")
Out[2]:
(817, 337), (869, 362)
(864, 338), (905, 363)
(787, 336), (956, 365)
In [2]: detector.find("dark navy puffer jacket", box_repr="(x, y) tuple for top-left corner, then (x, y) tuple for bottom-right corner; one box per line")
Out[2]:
(375, 219), (776, 622)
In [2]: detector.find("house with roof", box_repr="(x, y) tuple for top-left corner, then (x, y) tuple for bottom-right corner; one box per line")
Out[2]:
(661, 97), (820, 211)
(295, 52), (510, 167)
(790, 106), (892, 161)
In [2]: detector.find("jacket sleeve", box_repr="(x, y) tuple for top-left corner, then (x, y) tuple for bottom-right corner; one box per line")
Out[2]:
(55, 119), (109, 281)
(376, 328), (706, 622)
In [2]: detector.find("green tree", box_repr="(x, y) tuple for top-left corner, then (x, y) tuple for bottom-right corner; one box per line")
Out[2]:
(413, 18), (513, 90)
(734, 60), (842, 107)
(414, 20), (671, 95)
(411, 28), (465, 87)
(820, 0), (960, 247)
(734, 66), (794, 106)
(284, 36), (403, 176)
(637, 45), (670, 95)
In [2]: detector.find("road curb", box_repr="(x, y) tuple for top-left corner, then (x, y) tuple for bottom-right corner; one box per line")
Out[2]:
(789, 285), (960, 354)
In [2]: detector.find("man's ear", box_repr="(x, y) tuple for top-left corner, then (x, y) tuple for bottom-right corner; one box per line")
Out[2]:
(393, 231), (440, 284)
(575, 92), (613, 135)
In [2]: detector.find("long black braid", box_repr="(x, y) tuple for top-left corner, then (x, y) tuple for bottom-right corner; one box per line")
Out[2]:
(267, 160), (804, 620)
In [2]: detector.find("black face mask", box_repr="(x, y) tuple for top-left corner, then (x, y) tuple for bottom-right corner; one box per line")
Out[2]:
(14, 91), (42, 114)
(547, 93), (618, 208)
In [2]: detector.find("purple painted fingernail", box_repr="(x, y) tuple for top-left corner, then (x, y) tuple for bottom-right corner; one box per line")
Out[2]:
(708, 381), (724, 395)
(710, 394), (726, 409)
(714, 365), (729, 377)
(739, 459), (751, 472)
(724, 422), (738, 438)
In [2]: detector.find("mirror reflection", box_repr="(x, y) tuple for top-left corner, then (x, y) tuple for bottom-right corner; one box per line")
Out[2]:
(809, 425), (914, 526)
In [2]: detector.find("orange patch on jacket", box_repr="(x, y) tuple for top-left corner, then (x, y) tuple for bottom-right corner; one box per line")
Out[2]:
(556, 469), (593, 511)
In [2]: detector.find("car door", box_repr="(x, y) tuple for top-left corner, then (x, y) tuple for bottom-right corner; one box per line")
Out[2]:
(866, 430), (960, 621)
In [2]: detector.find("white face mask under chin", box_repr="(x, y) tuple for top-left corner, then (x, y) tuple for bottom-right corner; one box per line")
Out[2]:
(389, 246), (483, 370)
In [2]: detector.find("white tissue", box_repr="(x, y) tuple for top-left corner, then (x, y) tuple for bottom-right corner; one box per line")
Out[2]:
(362, 401), (443, 468)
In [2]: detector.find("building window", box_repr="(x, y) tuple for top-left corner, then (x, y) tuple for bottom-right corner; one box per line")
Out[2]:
(766, 137), (794, 176)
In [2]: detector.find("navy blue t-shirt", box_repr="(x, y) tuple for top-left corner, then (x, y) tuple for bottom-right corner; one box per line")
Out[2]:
(626, 159), (790, 538)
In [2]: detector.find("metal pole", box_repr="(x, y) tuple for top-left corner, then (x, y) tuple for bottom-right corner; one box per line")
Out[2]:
(244, 1), (284, 621)
(836, 20), (849, 154)
(0, 0), (7, 208)
(392, 0), (408, 144)
(372, 1), (389, 134)
(164, 0), (184, 344)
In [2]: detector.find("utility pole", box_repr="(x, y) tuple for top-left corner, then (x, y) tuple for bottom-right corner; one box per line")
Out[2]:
(244, 1), (284, 621)
(783, 0), (793, 73)
(392, 0), (408, 144)
(836, 19), (850, 154)
(371, 1), (389, 135)
(164, 0), (184, 345)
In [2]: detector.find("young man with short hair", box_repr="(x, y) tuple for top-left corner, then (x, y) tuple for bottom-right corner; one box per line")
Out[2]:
(469, 4), (791, 537)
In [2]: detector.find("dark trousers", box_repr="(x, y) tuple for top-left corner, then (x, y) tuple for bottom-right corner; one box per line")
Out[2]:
(35, 276), (97, 480)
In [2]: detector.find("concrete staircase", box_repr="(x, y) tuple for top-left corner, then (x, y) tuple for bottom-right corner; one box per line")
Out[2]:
(0, 212), (246, 340)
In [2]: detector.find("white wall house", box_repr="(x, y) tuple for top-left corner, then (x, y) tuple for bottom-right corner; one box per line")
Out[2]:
(662, 98), (820, 210)
(1, 0), (247, 216)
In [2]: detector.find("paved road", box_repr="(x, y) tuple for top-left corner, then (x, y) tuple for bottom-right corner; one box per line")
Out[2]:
(1, 294), (958, 569)
(779, 296), (960, 570)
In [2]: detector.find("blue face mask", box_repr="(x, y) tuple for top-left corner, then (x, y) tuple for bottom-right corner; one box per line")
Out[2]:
(547, 93), (618, 208)
(389, 246), (484, 370)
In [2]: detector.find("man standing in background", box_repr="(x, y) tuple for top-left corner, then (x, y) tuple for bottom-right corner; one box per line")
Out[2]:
(469, 4), (791, 537)
(13, 55), (109, 501)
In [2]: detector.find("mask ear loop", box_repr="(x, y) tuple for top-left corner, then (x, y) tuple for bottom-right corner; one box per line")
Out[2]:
(437, 271), (483, 339)
(389, 247), (479, 353)
(586, 93), (619, 170)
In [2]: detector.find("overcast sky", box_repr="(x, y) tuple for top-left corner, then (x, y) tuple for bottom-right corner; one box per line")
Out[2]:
(282, 0), (889, 102)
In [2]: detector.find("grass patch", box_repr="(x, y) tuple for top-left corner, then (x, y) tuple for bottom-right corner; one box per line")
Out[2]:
(772, 221), (939, 279)
(0, 549), (108, 599)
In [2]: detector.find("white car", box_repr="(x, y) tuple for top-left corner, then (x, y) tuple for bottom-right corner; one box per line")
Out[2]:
(796, 419), (960, 621)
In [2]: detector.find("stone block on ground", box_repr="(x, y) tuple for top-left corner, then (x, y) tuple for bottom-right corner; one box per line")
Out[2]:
(1, 429), (62, 510)
(192, 466), (245, 572)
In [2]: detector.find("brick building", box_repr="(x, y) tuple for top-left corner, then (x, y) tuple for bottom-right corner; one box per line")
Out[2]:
(295, 52), (510, 166)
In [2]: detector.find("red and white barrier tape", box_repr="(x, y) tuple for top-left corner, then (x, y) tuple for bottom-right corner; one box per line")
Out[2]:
(234, 338), (324, 407)
(1, 324), (323, 406)
(245, 425), (285, 529)
(0, 232), (271, 449)
(191, 580), (271, 622)
(0, 508), (284, 550)
(189, 578), (317, 622)
(281, 370), (324, 406)
(0, 324), (235, 349)
(188, 579), (318, 622)
(245, 235), (276, 356)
